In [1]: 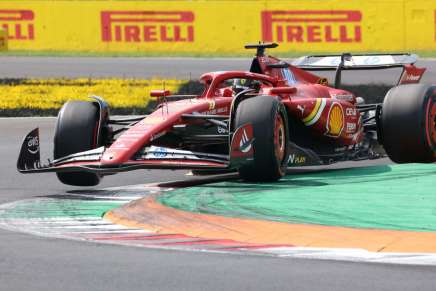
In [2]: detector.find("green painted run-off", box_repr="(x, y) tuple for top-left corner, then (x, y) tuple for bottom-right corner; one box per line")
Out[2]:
(0, 198), (123, 219)
(158, 164), (436, 232)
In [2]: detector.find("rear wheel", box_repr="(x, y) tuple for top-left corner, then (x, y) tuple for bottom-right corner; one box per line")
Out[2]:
(234, 95), (289, 182)
(381, 84), (436, 163)
(54, 101), (102, 186)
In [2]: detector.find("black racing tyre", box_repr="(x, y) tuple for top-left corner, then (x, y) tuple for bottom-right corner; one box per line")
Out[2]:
(381, 84), (436, 163)
(234, 95), (290, 182)
(54, 101), (102, 186)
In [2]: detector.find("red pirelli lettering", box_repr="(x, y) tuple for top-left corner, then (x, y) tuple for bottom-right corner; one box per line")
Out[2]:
(101, 11), (194, 43)
(261, 10), (362, 44)
(0, 10), (34, 40)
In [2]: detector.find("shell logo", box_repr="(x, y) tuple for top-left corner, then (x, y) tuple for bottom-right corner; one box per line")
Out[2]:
(326, 103), (344, 137)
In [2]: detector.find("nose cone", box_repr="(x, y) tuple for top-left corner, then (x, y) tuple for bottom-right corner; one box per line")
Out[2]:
(101, 149), (120, 165)
(102, 151), (115, 163)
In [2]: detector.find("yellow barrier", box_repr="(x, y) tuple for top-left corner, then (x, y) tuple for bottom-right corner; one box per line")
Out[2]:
(0, 27), (7, 51)
(0, 1), (435, 54)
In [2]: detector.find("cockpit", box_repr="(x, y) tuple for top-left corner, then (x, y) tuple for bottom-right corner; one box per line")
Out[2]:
(200, 71), (276, 98)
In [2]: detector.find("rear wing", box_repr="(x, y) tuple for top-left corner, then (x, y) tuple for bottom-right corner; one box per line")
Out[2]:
(292, 53), (418, 70)
(292, 53), (425, 88)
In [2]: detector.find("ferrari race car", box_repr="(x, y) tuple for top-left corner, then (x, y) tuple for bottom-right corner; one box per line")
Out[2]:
(17, 43), (436, 186)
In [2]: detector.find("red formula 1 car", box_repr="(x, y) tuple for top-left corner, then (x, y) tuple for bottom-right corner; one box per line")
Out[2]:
(17, 43), (436, 186)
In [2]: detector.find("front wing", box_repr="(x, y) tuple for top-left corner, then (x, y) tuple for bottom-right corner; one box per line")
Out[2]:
(17, 126), (255, 175)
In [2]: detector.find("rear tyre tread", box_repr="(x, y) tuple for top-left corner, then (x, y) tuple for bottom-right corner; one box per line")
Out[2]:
(381, 84), (436, 163)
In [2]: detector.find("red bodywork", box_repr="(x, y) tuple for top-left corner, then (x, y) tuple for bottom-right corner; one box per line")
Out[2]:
(17, 47), (426, 176)
(100, 55), (361, 168)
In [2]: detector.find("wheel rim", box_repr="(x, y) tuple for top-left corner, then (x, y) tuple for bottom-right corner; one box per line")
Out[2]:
(427, 95), (436, 149)
(274, 114), (286, 164)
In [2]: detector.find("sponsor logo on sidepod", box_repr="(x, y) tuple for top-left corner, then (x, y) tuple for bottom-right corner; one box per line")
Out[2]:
(345, 107), (357, 116)
(288, 154), (306, 164)
(326, 103), (344, 137)
(346, 122), (357, 133)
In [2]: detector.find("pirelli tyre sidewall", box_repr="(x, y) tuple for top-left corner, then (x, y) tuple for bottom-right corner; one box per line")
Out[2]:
(54, 101), (102, 186)
(234, 95), (290, 182)
(381, 84), (436, 163)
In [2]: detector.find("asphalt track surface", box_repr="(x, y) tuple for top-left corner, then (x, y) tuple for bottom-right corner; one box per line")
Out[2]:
(2, 57), (436, 290)
(2, 118), (436, 291)
(1, 56), (436, 85)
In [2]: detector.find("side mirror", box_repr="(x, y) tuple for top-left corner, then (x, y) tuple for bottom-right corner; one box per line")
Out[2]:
(150, 90), (171, 98)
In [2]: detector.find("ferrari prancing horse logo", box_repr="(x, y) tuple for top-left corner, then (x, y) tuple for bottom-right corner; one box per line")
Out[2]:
(206, 100), (215, 110)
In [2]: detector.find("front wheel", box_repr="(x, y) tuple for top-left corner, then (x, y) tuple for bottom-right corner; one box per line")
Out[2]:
(381, 84), (436, 163)
(54, 101), (103, 186)
(234, 95), (290, 182)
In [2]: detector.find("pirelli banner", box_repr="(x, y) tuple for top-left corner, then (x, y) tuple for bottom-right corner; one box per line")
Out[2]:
(0, 1), (436, 54)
